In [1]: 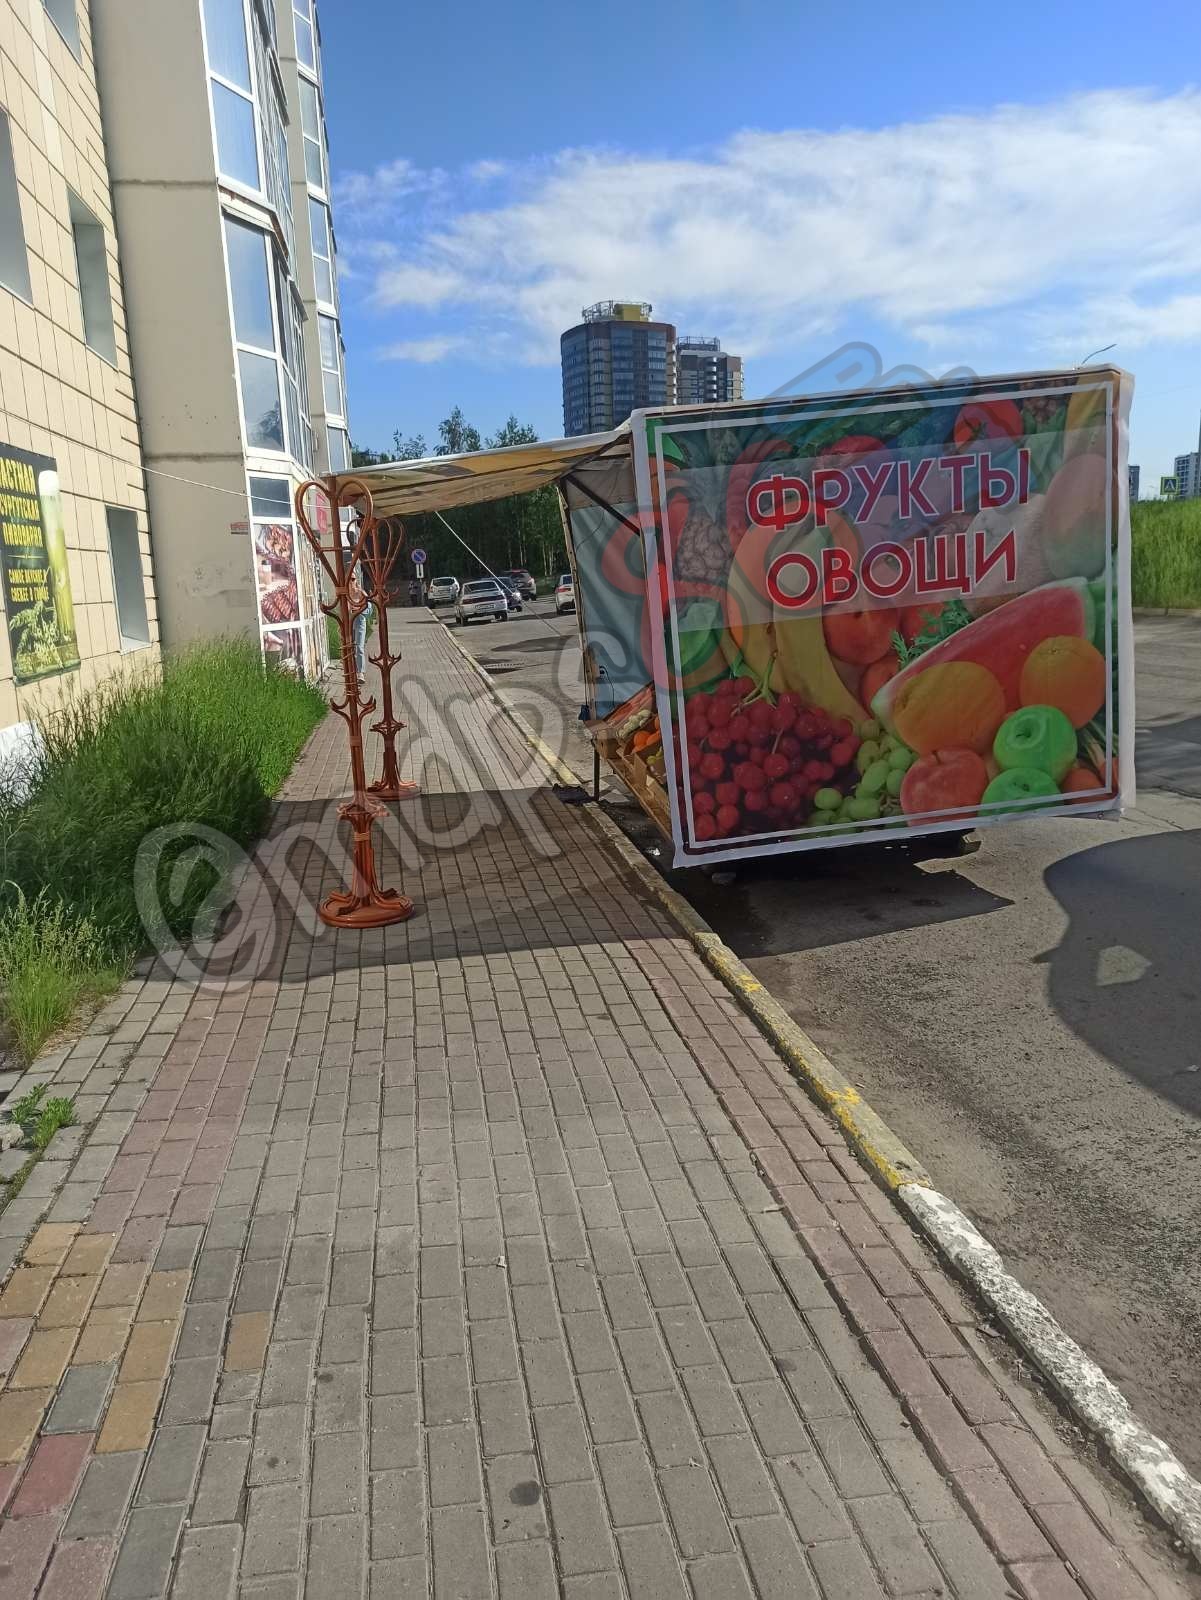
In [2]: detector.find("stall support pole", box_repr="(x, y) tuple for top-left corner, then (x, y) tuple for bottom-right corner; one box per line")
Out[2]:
(362, 517), (420, 802)
(296, 477), (415, 929)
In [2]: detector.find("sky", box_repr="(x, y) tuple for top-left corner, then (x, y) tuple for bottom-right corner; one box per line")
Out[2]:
(322, 0), (1201, 489)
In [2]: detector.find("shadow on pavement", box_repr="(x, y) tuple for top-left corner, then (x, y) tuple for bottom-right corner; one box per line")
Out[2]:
(1038, 828), (1201, 1117)
(1135, 711), (1201, 799)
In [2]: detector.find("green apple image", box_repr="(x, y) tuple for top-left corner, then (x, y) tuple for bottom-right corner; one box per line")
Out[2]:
(982, 768), (1061, 807)
(993, 706), (1077, 782)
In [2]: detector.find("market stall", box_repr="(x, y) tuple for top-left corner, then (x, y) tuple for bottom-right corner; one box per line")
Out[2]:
(333, 365), (1134, 870)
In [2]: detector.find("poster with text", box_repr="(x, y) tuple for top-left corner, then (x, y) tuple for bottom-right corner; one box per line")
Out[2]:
(631, 368), (1133, 867)
(0, 443), (80, 684)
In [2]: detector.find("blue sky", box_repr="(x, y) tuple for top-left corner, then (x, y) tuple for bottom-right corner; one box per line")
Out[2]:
(323, 0), (1201, 486)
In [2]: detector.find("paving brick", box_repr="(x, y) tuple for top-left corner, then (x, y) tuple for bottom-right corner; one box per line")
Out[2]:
(0, 1513), (59, 1599)
(44, 1361), (116, 1434)
(486, 1450), (549, 1543)
(706, 1432), (779, 1518)
(137, 1422), (206, 1505)
(0, 1388), (53, 1462)
(225, 1311), (270, 1372)
(429, 1505), (492, 1599)
(39, 1536), (115, 1600)
(63, 1451), (142, 1538)
(11, 1326), (76, 1389)
(771, 1449), (851, 1545)
(192, 1436), (251, 1525)
(805, 1538), (885, 1600)
(171, 1524), (241, 1599)
(251, 1403), (307, 1485)
(428, 1421), (483, 1507)
(849, 1492), (945, 1594)
(494, 1541), (558, 1600)
(119, 1322), (175, 1384)
(9, 1431), (92, 1518)
(242, 1482), (304, 1577)
(659, 1461), (735, 1556)
(97, 1382), (161, 1453)
(107, 1504), (185, 1599)
(616, 1524), (690, 1599)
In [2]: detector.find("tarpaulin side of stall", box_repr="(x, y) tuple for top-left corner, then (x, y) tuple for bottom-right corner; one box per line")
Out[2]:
(628, 367), (1134, 868)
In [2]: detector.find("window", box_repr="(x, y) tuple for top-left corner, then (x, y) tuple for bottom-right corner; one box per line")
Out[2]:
(68, 192), (116, 364)
(249, 475), (291, 518)
(106, 508), (151, 648)
(318, 313), (344, 419)
(0, 112), (31, 301)
(293, 0), (316, 71)
(224, 215), (283, 452)
(277, 272), (314, 469)
(327, 426), (349, 473)
(201, 0), (250, 88)
(211, 80), (259, 189)
(298, 79), (325, 190)
(309, 197), (334, 306)
(42, 0), (81, 56)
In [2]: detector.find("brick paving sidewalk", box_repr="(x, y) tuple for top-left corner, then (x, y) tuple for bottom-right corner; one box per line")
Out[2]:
(0, 611), (1192, 1599)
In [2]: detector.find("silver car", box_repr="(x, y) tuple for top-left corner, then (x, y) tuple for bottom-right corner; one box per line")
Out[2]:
(455, 578), (509, 624)
(427, 575), (460, 607)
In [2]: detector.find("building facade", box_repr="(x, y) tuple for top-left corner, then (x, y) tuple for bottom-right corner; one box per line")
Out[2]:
(92, 0), (347, 678)
(1128, 464), (1139, 503)
(677, 337), (743, 407)
(0, 0), (159, 741)
(561, 302), (676, 436)
(1173, 452), (1199, 499)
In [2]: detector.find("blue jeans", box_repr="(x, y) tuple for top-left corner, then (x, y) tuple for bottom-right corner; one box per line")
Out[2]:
(352, 603), (371, 676)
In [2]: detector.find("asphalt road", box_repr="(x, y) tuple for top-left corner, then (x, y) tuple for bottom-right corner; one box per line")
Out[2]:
(451, 599), (1201, 1477)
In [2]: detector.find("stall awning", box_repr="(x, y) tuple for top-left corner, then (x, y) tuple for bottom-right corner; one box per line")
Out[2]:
(330, 426), (630, 519)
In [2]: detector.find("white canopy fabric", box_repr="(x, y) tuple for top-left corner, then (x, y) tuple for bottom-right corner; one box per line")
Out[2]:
(330, 426), (630, 519)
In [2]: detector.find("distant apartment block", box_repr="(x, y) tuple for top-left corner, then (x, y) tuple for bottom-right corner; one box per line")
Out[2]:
(677, 336), (743, 406)
(1173, 452), (1200, 499)
(561, 302), (676, 436)
(1128, 464), (1140, 503)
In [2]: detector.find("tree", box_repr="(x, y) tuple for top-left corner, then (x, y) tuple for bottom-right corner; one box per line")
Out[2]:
(435, 407), (481, 456)
(391, 431), (427, 460)
(487, 415), (538, 448)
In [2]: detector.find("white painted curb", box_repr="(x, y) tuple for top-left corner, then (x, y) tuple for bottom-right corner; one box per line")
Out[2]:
(901, 1185), (1201, 1559)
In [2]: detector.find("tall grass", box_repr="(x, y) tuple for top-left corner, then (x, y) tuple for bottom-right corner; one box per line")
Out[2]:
(1131, 499), (1201, 609)
(0, 639), (325, 1058)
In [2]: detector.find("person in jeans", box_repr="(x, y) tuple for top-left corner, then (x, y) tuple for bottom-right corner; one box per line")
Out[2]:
(342, 522), (371, 678)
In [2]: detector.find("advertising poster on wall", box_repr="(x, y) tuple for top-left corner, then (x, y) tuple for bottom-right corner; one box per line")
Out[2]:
(0, 443), (81, 684)
(254, 522), (300, 627)
(626, 368), (1132, 868)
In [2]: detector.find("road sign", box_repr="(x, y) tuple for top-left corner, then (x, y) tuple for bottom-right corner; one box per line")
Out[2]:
(411, 548), (427, 565)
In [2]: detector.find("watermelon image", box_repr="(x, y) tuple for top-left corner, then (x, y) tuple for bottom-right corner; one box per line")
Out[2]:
(872, 579), (1094, 731)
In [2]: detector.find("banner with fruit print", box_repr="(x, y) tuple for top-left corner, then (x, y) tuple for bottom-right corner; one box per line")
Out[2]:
(629, 367), (1133, 867)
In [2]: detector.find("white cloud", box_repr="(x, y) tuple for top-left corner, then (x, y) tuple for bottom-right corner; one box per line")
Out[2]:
(338, 89), (1201, 367)
(378, 335), (467, 363)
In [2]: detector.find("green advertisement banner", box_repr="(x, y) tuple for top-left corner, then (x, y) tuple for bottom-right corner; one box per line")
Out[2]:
(630, 368), (1134, 867)
(0, 443), (80, 685)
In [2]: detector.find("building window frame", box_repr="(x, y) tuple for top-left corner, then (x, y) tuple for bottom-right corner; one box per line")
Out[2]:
(42, 0), (81, 57)
(105, 506), (152, 650)
(308, 196), (335, 310)
(292, 0), (318, 75)
(298, 76), (327, 194)
(68, 189), (117, 366)
(318, 312), (345, 423)
(0, 109), (32, 303)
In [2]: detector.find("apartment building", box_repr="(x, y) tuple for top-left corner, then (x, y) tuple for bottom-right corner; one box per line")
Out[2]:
(561, 302), (677, 436)
(677, 336), (743, 406)
(92, 0), (347, 678)
(0, 0), (158, 742)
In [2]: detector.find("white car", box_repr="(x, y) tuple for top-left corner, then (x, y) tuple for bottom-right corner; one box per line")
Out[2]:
(555, 573), (575, 614)
(427, 575), (460, 607)
(456, 578), (509, 624)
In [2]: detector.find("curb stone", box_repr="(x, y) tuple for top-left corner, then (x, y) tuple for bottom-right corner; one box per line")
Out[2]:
(442, 612), (1201, 1564)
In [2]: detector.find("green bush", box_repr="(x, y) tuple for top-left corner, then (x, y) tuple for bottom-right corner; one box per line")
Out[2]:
(0, 639), (325, 1055)
(1131, 499), (1201, 610)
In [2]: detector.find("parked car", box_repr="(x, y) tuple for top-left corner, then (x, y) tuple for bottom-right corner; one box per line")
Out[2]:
(456, 578), (509, 625)
(427, 575), (460, 607)
(555, 573), (575, 614)
(496, 576), (523, 614)
(504, 568), (537, 600)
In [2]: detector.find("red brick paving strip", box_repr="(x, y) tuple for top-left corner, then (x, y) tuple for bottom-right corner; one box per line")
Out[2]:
(0, 611), (1190, 1599)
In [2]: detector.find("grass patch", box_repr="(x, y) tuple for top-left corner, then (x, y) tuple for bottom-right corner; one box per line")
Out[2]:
(0, 638), (326, 1060)
(0, 893), (120, 1061)
(1132, 499), (1201, 609)
(4, 1082), (76, 1151)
